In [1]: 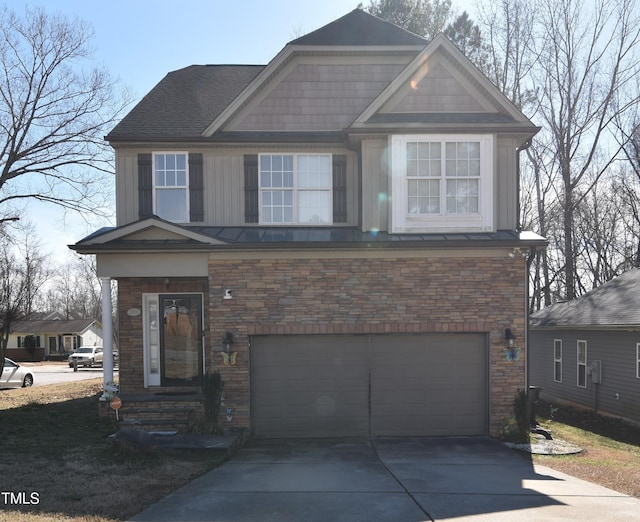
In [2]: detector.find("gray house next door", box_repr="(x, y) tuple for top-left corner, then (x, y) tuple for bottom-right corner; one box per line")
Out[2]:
(251, 333), (488, 438)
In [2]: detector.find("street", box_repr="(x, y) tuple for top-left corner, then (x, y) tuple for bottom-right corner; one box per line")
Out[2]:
(19, 361), (117, 387)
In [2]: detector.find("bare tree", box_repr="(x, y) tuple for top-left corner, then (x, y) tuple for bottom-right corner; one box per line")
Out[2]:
(533, 0), (640, 300)
(361, 0), (454, 40)
(0, 223), (50, 371)
(0, 5), (130, 225)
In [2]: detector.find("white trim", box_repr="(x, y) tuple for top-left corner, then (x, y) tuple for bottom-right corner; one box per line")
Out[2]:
(577, 340), (587, 388)
(553, 339), (562, 383)
(636, 342), (640, 379)
(152, 152), (190, 223)
(390, 134), (494, 233)
(258, 153), (333, 225)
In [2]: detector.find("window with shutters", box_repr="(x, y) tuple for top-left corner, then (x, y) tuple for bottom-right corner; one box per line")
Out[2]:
(259, 154), (333, 224)
(153, 152), (189, 223)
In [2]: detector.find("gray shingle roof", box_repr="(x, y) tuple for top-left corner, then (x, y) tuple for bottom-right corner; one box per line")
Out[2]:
(530, 268), (640, 327)
(289, 8), (427, 46)
(106, 65), (264, 140)
(106, 10), (429, 142)
(11, 319), (96, 335)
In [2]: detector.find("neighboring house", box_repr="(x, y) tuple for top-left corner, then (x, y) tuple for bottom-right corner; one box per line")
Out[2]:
(7, 318), (103, 361)
(530, 269), (640, 427)
(71, 9), (545, 438)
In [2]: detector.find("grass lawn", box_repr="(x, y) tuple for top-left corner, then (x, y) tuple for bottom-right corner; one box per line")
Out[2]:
(532, 400), (640, 499)
(0, 379), (226, 522)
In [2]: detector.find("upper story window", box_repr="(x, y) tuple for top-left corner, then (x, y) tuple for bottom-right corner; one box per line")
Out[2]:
(153, 153), (189, 223)
(390, 134), (493, 233)
(259, 154), (332, 224)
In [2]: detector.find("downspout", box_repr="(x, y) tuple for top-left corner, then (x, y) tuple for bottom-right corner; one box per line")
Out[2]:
(517, 139), (533, 390)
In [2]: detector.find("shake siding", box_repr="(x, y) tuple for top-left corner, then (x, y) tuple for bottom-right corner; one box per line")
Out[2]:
(234, 63), (408, 132)
(530, 329), (640, 425)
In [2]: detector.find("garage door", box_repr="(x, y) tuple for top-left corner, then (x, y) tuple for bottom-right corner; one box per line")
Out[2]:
(251, 334), (487, 438)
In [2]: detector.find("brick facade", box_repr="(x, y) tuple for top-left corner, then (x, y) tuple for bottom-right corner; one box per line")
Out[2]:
(116, 252), (527, 437)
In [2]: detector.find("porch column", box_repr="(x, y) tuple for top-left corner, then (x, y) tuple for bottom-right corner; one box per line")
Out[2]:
(100, 277), (115, 401)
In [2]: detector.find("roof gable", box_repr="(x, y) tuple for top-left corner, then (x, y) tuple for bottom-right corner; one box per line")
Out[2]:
(530, 269), (640, 328)
(352, 34), (537, 138)
(74, 217), (227, 248)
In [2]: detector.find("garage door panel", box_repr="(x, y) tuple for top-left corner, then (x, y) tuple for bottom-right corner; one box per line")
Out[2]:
(370, 334), (487, 437)
(252, 334), (487, 438)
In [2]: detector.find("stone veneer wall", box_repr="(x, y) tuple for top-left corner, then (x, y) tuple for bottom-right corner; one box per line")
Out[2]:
(208, 253), (527, 437)
(115, 254), (526, 437)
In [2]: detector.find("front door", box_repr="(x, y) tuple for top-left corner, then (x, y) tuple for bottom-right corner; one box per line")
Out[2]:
(160, 294), (204, 386)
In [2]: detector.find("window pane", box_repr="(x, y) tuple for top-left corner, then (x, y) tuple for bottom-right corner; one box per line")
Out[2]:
(298, 190), (331, 224)
(166, 154), (175, 170)
(261, 172), (271, 187)
(261, 156), (271, 171)
(272, 155), (282, 171)
(156, 188), (188, 222)
(273, 171), (282, 187)
(407, 143), (417, 160)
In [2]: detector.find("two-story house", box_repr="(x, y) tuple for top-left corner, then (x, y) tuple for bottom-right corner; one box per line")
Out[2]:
(72, 9), (545, 438)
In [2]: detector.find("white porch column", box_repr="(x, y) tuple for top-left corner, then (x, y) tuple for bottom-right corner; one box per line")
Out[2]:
(100, 277), (115, 400)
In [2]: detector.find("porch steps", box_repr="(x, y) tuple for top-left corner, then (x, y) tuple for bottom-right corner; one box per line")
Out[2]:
(115, 393), (206, 433)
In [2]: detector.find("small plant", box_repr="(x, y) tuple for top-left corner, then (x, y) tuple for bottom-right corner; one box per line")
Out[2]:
(501, 390), (530, 443)
(182, 371), (224, 435)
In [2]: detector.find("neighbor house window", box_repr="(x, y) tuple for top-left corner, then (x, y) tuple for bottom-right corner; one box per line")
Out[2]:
(554, 340), (562, 383)
(259, 154), (332, 224)
(577, 340), (587, 388)
(636, 343), (640, 379)
(390, 134), (493, 233)
(153, 152), (189, 222)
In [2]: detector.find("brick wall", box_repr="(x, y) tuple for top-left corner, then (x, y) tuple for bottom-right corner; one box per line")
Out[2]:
(208, 253), (527, 437)
(115, 254), (526, 437)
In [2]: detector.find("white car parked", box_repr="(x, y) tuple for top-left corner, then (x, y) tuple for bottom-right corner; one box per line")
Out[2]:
(1, 358), (34, 389)
(68, 346), (104, 368)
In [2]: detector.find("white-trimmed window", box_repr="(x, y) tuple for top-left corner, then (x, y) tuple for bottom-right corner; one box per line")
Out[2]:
(554, 339), (562, 383)
(390, 134), (493, 233)
(259, 154), (332, 224)
(153, 152), (189, 222)
(577, 340), (587, 388)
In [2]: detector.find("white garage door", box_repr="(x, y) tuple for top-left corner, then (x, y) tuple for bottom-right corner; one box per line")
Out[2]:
(251, 334), (487, 438)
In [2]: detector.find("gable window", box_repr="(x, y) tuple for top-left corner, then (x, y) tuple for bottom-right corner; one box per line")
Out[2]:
(577, 340), (587, 388)
(259, 154), (332, 224)
(554, 339), (562, 383)
(390, 134), (493, 233)
(153, 153), (189, 222)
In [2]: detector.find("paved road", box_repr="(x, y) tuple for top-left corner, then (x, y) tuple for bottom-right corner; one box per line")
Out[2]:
(20, 361), (117, 387)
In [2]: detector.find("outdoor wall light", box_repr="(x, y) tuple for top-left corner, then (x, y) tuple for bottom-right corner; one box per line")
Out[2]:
(505, 328), (516, 349)
(223, 332), (234, 353)
(504, 328), (520, 361)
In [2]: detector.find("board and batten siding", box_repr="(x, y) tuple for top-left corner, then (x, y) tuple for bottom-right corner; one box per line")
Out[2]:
(530, 329), (640, 425)
(115, 148), (359, 227)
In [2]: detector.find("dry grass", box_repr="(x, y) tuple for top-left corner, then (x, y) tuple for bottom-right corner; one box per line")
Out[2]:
(532, 402), (640, 498)
(0, 379), (226, 522)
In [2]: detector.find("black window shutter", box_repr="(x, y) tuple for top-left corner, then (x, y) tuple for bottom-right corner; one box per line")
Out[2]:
(244, 154), (259, 223)
(138, 154), (153, 219)
(189, 153), (204, 222)
(333, 154), (347, 223)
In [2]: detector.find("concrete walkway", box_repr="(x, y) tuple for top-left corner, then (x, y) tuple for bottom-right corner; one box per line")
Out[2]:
(131, 437), (640, 521)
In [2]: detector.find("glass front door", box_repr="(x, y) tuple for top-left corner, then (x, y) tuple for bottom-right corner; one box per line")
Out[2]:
(160, 294), (203, 386)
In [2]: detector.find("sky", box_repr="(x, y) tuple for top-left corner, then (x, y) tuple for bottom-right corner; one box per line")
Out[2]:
(11, 0), (479, 261)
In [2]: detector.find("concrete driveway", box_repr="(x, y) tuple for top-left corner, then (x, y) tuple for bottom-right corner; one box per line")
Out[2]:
(131, 437), (640, 521)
